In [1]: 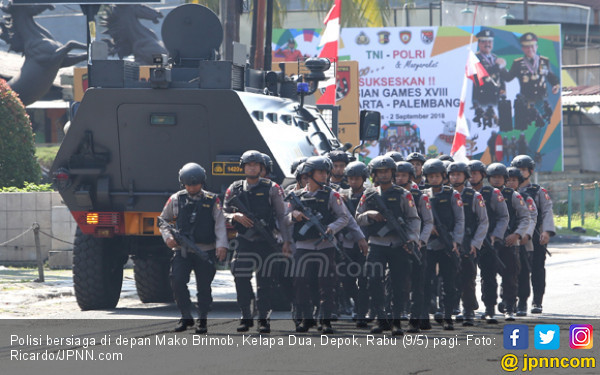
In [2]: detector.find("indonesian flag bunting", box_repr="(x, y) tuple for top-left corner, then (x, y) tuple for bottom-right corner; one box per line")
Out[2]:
(316, 0), (341, 105)
(466, 49), (489, 86)
(451, 50), (484, 162)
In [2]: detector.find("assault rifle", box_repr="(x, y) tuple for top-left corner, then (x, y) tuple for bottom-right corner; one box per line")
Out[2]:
(430, 200), (460, 266)
(364, 192), (422, 266)
(481, 236), (506, 272)
(284, 191), (351, 262)
(227, 195), (282, 252)
(157, 216), (214, 267)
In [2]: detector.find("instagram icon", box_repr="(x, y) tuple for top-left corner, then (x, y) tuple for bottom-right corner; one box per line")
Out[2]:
(570, 325), (593, 349)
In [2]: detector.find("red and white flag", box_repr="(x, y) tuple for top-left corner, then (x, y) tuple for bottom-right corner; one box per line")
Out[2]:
(452, 50), (486, 162)
(316, 0), (341, 105)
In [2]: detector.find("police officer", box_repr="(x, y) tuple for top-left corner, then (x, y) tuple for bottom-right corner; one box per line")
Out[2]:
(473, 29), (507, 106)
(327, 150), (351, 189)
(339, 161), (370, 327)
(421, 159), (464, 330)
(406, 152), (427, 187)
(224, 150), (292, 334)
(506, 166), (537, 317)
(261, 153), (274, 179)
(396, 161), (434, 332)
(286, 157), (309, 194)
(385, 151), (405, 163)
(486, 163), (531, 321)
(468, 160), (509, 323)
(357, 156), (421, 335)
(504, 32), (560, 103)
(447, 162), (489, 326)
(287, 156), (350, 334)
(158, 163), (228, 333)
(511, 154), (555, 314)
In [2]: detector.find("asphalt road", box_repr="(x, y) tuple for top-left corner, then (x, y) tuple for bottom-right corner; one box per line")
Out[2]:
(0, 242), (598, 374)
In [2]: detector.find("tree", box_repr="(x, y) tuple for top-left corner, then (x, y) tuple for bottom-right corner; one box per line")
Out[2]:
(0, 78), (41, 188)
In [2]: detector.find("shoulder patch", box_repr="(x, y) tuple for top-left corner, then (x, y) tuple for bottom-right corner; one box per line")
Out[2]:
(454, 193), (463, 207)
(215, 197), (222, 210)
(541, 188), (551, 201)
(333, 191), (342, 206)
(406, 192), (415, 207)
(526, 197), (535, 212)
(225, 188), (232, 199)
(359, 194), (367, 206)
(422, 195), (431, 210)
(274, 183), (284, 196)
(494, 189), (504, 202)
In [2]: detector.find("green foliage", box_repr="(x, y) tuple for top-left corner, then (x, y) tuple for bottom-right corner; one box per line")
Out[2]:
(0, 182), (53, 192)
(555, 215), (600, 237)
(0, 79), (41, 188)
(36, 145), (59, 170)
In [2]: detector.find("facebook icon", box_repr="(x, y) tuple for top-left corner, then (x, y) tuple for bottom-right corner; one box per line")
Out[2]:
(504, 325), (529, 349)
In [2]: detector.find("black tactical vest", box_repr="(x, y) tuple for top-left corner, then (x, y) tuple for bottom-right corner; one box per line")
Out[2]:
(292, 187), (334, 241)
(525, 184), (543, 231)
(229, 179), (275, 234)
(410, 188), (425, 231)
(461, 188), (479, 239)
(480, 186), (496, 236)
(431, 186), (455, 233)
(501, 187), (518, 235)
(176, 191), (216, 244)
(363, 185), (408, 237)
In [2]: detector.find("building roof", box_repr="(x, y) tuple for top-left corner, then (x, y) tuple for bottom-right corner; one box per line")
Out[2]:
(563, 85), (600, 106)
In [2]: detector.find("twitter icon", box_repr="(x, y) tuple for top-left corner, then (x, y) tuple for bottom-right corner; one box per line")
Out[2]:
(535, 324), (560, 350)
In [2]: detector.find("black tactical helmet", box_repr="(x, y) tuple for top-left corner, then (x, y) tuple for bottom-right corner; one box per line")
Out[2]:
(262, 153), (273, 174)
(385, 151), (404, 162)
(486, 163), (508, 178)
(396, 161), (415, 177)
(327, 150), (351, 164)
(441, 160), (451, 173)
(303, 156), (332, 174)
(291, 156), (308, 174)
(295, 162), (307, 179)
(368, 155), (397, 175)
(240, 150), (266, 168)
(344, 161), (369, 180)
(511, 154), (536, 171)
(468, 160), (487, 176)
(422, 159), (446, 176)
(507, 166), (525, 184)
(438, 154), (454, 162)
(179, 163), (206, 186)
(406, 152), (426, 164)
(447, 161), (470, 179)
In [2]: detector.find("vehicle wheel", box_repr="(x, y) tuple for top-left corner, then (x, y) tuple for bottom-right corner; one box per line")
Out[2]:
(72, 228), (127, 310)
(133, 256), (173, 303)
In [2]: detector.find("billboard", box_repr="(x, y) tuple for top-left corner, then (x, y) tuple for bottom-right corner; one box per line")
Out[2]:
(273, 25), (563, 171)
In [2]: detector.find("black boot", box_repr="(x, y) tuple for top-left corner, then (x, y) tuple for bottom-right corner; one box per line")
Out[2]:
(258, 319), (271, 334)
(195, 312), (208, 334)
(407, 318), (420, 333)
(370, 319), (390, 334)
(392, 319), (404, 336)
(420, 318), (432, 330)
(443, 318), (454, 331)
(174, 318), (194, 332)
(462, 311), (474, 327)
(295, 319), (315, 333)
(237, 306), (254, 332)
(321, 319), (334, 334)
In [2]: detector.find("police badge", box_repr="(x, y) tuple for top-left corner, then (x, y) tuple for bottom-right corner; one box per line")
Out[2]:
(421, 30), (434, 44)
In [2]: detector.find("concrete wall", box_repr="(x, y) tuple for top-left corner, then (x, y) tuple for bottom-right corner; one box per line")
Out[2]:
(0, 192), (77, 265)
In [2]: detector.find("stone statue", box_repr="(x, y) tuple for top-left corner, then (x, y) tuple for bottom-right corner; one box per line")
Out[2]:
(0, 2), (87, 106)
(100, 4), (167, 65)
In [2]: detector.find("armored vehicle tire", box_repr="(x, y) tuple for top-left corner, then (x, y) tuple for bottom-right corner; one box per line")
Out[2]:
(72, 228), (127, 310)
(133, 256), (173, 303)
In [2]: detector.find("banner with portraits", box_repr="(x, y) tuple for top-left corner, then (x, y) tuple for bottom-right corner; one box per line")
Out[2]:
(272, 25), (563, 171)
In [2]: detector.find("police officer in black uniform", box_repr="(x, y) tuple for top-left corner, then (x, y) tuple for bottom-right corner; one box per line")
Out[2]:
(468, 160), (509, 323)
(506, 166), (537, 317)
(486, 163), (531, 321)
(339, 161), (371, 327)
(158, 163), (228, 333)
(472, 29), (507, 106)
(224, 150), (292, 333)
(447, 162), (489, 326)
(511, 154), (555, 314)
(287, 156), (350, 334)
(385, 151), (405, 163)
(396, 161), (434, 332)
(356, 156), (421, 335)
(406, 152), (427, 187)
(327, 150), (352, 189)
(504, 32), (560, 103)
(421, 159), (465, 330)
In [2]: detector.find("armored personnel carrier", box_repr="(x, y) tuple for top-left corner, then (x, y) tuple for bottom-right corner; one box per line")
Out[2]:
(51, 4), (379, 310)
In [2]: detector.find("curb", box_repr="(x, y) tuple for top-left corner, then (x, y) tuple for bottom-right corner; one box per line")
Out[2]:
(551, 235), (600, 244)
